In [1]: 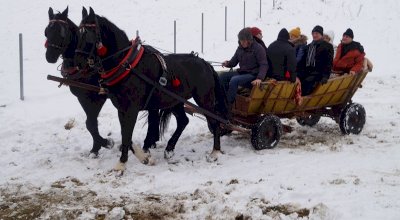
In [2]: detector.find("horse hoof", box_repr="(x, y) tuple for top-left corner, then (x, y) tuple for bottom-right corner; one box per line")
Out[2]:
(164, 150), (175, 160)
(89, 151), (99, 159)
(114, 162), (126, 172)
(103, 138), (115, 149)
(115, 170), (124, 177)
(132, 145), (154, 166)
(206, 150), (221, 162)
(147, 157), (156, 166)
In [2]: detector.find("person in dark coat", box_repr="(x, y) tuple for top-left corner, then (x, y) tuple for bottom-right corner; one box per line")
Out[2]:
(333, 28), (365, 75)
(267, 28), (297, 82)
(221, 28), (269, 104)
(298, 25), (334, 95)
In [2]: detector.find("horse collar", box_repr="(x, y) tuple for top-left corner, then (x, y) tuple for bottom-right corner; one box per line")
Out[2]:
(99, 38), (144, 86)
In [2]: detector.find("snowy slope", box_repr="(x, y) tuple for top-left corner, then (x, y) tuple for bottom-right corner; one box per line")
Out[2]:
(1, 0), (400, 219)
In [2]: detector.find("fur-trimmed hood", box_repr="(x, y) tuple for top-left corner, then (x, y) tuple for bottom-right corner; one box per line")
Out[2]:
(290, 34), (308, 46)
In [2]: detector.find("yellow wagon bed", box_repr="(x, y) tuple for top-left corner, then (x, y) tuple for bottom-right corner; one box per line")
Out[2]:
(233, 69), (368, 117)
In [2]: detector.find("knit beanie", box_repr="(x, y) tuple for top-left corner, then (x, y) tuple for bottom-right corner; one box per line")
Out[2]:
(312, 25), (323, 36)
(289, 27), (301, 38)
(250, 27), (262, 36)
(238, 28), (253, 41)
(343, 28), (354, 39)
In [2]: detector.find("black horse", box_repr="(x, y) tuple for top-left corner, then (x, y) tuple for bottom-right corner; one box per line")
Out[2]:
(45, 7), (114, 156)
(45, 7), (168, 159)
(74, 7), (229, 172)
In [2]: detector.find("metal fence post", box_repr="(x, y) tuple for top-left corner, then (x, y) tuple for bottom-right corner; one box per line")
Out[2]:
(174, 20), (176, 53)
(19, 33), (24, 101)
(260, 0), (262, 18)
(243, 0), (246, 28)
(225, 6), (227, 41)
(201, 13), (204, 53)
(136, 30), (139, 37)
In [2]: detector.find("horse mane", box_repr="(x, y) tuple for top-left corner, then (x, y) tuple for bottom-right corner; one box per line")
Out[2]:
(66, 18), (78, 31)
(96, 15), (130, 52)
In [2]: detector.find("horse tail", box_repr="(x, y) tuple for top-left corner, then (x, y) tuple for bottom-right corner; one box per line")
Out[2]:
(159, 108), (173, 139)
(207, 63), (230, 119)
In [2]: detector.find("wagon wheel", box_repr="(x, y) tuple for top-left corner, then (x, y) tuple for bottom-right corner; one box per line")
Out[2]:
(251, 115), (282, 150)
(296, 114), (321, 127)
(207, 122), (232, 136)
(339, 103), (366, 135)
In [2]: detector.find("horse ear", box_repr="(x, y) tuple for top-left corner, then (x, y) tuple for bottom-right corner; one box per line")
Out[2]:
(89, 7), (95, 17)
(61, 6), (68, 18)
(48, 7), (54, 20)
(82, 7), (88, 18)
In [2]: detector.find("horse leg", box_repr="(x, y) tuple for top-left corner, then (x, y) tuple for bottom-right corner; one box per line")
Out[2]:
(205, 117), (222, 162)
(115, 108), (150, 172)
(164, 103), (189, 159)
(143, 109), (160, 153)
(192, 94), (223, 162)
(77, 94), (113, 157)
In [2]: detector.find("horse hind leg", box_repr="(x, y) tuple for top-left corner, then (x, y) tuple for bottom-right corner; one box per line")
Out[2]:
(164, 103), (189, 159)
(192, 93), (223, 162)
(205, 117), (222, 162)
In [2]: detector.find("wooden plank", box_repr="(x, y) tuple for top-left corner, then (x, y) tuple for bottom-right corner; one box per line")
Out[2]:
(270, 84), (285, 112)
(315, 77), (337, 107)
(282, 83), (298, 112)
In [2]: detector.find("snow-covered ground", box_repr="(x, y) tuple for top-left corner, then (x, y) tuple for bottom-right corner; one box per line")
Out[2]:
(1, 0), (399, 219)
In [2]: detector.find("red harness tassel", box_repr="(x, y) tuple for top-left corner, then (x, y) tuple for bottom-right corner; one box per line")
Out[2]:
(285, 71), (291, 79)
(172, 77), (181, 87)
(97, 42), (108, 57)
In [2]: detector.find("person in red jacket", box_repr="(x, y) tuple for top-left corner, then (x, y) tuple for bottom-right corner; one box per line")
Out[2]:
(333, 28), (365, 75)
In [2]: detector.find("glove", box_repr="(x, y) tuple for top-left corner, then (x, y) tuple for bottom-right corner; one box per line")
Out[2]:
(320, 77), (328, 85)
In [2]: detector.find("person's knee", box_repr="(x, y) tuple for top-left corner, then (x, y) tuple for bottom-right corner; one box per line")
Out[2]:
(229, 77), (241, 88)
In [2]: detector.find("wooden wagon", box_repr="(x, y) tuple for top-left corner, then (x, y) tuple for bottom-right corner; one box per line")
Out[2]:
(208, 59), (373, 150)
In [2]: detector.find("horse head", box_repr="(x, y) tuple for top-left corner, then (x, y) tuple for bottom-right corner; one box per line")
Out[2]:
(75, 7), (130, 72)
(45, 7), (76, 63)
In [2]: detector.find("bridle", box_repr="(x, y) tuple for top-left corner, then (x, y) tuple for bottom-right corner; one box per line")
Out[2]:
(75, 16), (105, 70)
(45, 19), (71, 52)
(75, 16), (136, 74)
